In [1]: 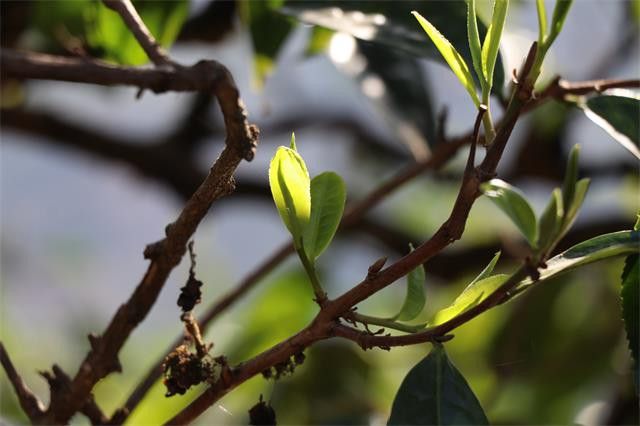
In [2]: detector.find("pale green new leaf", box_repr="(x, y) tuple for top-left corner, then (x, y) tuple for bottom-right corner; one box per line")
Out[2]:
(469, 251), (501, 286)
(561, 178), (590, 235)
(430, 274), (509, 326)
(269, 145), (311, 246)
(517, 230), (640, 292)
(562, 145), (580, 211)
(546, 0), (573, 47)
(481, 179), (538, 246)
(393, 245), (427, 322)
(303, 172), (346, 260)
(412, 11), (480, 106)
(467, 0), (485, 90)
(537, 188), (563, 252)
(480, 0), (508, 90)
(535, 0), (548, 45)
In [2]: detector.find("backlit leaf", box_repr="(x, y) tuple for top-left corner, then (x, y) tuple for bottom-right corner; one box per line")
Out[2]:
(583, 95), (640, 159)
(303, 172), (346, 260)
(469, 251), (501, 286)
(393, 245), (427, 322)
(480, 0), (508, 91)
(481, 179), (538, 247)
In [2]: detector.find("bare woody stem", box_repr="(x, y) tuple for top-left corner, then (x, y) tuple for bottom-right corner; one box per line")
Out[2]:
(167, 42), (541, 426)
(0, 343), (46, 423)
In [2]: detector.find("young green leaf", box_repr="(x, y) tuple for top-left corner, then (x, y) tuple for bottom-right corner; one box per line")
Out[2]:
(269, 145), (311, 246)
(430, 274), (509, 326)
(469, 251), (501, 286)
(547, 0), (574, 47)
(561, 178), (590, 236)
(583, 95), (640, 159)
(392, 244), (427, 322)
(466, 0), (485, 90)
(388, 345), (489, 425)
(517, 230), (640, 292)
(481, 179), (538, 247)
(537, 188), (564, 252)
(535, 0), (548, 45)
(412, 11), (480, 107)
(302, 172), (346, 261)
(562, 144), (580, 211)
(480, 0), (508, 91)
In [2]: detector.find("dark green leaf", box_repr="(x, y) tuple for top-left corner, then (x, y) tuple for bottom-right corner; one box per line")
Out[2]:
(388, 345), (489, 425)
(303, 172), (346, 261)
(240, 0), (293, 85)
(469, 251), (501, 286)
(583, 95), (640, 159)
(280, 1), (504, 93)
(430, 274), (509, 326)
(393, 245), (427, 322)
(481, 179), (538, 246)
(621, 253), (639, 392)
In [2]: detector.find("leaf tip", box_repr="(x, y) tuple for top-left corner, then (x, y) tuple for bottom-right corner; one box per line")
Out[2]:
(290, 132), (297, 151)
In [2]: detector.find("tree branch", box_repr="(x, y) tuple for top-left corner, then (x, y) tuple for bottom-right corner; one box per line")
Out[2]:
(102, 0), (172, 67)
(0, 342), (46, 423)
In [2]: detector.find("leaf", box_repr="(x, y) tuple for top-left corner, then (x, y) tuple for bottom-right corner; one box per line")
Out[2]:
(430, 274), (509, 326)
(469, 251), (501, 286)
(562, 144), (580, 211)
(517, 230), (640, 291)
(547, 0), (573, 46)
(480, 0), (508, 91)
(559, 177), (590, 238)
(280, 1), (505, 92)
(583, 95), (640, 159)
(84, 0), (188, 65)
(621, 216), (640, 392)
(537, 188), (563, 252)
(412, 11), (480, 107)
(302, 172), (346, 261)
(481, 179), (538, 246)
(621, 251), (639, 392)
(240, 0), (293, 86)
(269, 145), (311, 246)
(393, 245), (427, 322)
(466, 0), (485, 90)
(535, 0), (548, 45)
(388, 344), (489, 425)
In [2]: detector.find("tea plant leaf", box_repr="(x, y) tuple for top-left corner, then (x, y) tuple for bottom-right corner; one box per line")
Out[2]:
(430, 274), (509, 326)
(583, 95), (640, 159)
(535, 0), (548, 45)
(547, 0), (574, 47)
(388, 344), (489, 425)
(467, 0), (485, 90)
(481, 179), (538, 246)
(393, 245), (427, 322)
(480, 0), (508, 91)
(412, 11), (480, 106)
(469, 251), (501, 286)
(302, 172), (346, 260)
(269, 142), (311, 246)
(537, 188), (563, 252)
(621, 217), (639, 391)
(562, 145), (580, 211)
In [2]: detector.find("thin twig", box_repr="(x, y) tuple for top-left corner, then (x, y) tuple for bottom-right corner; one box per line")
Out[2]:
(102, 0), (172, 67)
(0, 342), (46, 422)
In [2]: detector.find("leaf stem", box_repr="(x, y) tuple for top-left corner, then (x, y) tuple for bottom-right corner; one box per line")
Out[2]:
(351, 312), (426, 334)
(296, 247), (327, 304)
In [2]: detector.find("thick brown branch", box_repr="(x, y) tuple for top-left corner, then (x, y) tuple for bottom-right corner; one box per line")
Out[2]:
(102, 0), (172, 67)
(0, 342), (46, 422)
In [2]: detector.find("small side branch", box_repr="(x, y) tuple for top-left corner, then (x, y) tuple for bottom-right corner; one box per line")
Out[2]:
(102, 0), (172, 67)
(0, 342), (45, 422)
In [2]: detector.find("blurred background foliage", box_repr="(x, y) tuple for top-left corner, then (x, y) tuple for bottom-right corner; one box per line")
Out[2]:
(1, 0), (639, 425)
